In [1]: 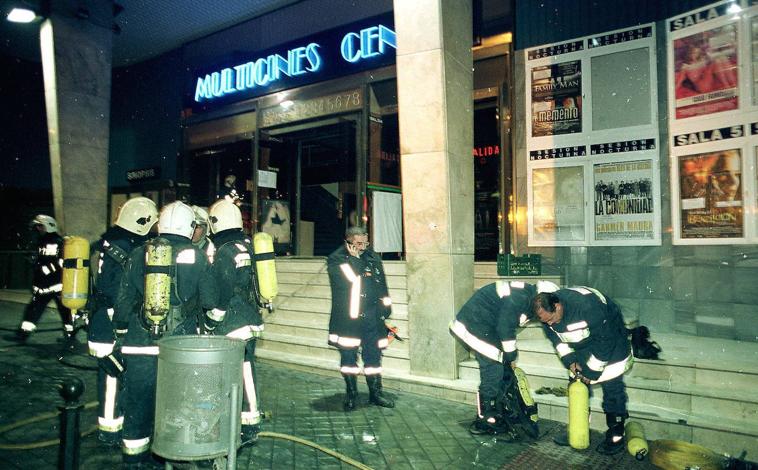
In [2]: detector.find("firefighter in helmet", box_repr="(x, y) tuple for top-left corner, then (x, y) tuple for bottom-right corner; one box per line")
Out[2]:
(112, 201), (216, 469)
(204, 198), (265, 443)
(450, 280), (559, 438)
(190, 205), (215, 262)
(87, 196), (158, 446)
(15, 215), (74, 344)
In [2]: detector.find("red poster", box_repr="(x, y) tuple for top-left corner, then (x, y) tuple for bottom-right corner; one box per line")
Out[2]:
(673, 23), (739, 119)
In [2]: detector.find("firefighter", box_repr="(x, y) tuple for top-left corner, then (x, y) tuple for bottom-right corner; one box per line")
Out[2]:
(15, 215), (74, 343)
(450, 280), (559, 437)
(190, 205), (215, 262)
(113, 201), (216, 469)
(532, 287), (633, 455)
(199, 199), (265, 443)
(327, 226), (394, 411)
(87, 197), (158, 446)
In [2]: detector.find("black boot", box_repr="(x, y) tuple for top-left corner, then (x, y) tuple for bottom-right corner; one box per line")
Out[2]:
(366, 375), (394, 408)
(596, 413), (627, 455)
(13, 330), (30, 343)
(343, 375), (358, 412)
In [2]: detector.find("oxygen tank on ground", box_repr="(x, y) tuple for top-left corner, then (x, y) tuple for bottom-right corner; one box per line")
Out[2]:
(253, 232), (277, 311)
(626, 421), (648, 460)
(144, 238), (172, 337)
(61, 236), (90, 313)
(567, 379), (590, 450)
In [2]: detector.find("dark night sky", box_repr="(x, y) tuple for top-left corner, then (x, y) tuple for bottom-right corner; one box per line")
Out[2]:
(0, 54), (51, 190)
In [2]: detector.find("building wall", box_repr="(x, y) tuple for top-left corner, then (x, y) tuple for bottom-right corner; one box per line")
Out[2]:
(513, 8), (758, 342)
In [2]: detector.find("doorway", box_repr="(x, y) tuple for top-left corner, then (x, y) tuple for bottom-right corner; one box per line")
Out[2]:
(259, 119), (359, 256)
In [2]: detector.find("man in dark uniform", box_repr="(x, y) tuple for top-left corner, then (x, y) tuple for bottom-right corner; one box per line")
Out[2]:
(15, 214), (73, 343)
(450, 280), (559, 436)
(113, 201), (216, 469)
(327, 226), (394, 411)
(87, 197), (158, 446)
(532, 286), (633, 455)
(203, 198), (265, 443)
(191, 205), (215, 262)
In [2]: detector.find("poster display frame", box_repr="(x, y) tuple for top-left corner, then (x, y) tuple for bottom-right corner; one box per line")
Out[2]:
(667, 0), (758, 245)
(525, 23), (662, 247)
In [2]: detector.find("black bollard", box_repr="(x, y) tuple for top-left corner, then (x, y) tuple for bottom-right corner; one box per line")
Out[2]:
(58, 377), (84, 470)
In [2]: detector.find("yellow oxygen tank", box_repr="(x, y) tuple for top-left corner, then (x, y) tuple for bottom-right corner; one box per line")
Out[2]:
(253, 232), (278, 309)
(626, 421), (648, 460)
(513, 367), (538, 424)
(143, 237), (172, 336)
(61, 236), (90, 312)
(567, 379), (590, 450)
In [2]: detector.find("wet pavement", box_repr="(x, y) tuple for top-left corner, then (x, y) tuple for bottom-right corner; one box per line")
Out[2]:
(0, 301), (660, 469)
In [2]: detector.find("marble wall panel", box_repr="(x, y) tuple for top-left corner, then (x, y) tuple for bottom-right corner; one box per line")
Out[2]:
(693, 267), (734, 303)
(639, 299), (674, 333)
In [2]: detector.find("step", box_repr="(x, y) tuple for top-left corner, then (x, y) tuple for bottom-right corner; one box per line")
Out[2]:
(277, 271), (407, 290)
(273, 296), (408, 319)
(275, 258), (406, 276)
(265, 310), (409, 338)
(277, 282), (407, 304)
(257, 331), (410, 362)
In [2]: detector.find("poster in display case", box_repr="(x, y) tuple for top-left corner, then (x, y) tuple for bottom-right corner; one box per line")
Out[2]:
(531, 166), (585, 242)
(678, 149), (743, 238)
(531, 60), (582, 137)
(593, 160), (655, 241)
(673, 23), (739, 119)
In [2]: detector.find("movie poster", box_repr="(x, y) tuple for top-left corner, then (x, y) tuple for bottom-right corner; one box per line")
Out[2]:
(532, 166), (585, 242)
(673, 23), (739, 119)
(593, 160), (655, 241)
(679, 149), (743, 238)
(531, 60), (582, 137)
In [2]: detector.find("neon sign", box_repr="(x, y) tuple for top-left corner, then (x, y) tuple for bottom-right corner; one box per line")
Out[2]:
(193, 22), (396, 103)
(340, 25), (396, 63)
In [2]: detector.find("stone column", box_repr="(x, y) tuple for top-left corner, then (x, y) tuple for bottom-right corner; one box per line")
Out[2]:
(394, 0), (474, 379)
(40, 0), (112, 241)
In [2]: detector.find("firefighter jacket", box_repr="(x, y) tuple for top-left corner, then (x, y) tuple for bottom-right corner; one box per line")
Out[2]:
(327, 244), (392, 349)
(87, 226), (148, 355)
(205, 229), (263, 340)
(113, 234), (216, 350)
(542, 287), (632, 382)
(31, 232), (64, 294)
(450, 281), (537, 364)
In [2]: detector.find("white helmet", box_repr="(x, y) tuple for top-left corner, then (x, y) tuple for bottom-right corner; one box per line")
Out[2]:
(158, 201), (196, 239)
(536, 280), (560, 293)
(191, 205), (209, 226)
(208, 199), (242, 234)
(115, 197), (158, 236)
(31, 214), (58, 233)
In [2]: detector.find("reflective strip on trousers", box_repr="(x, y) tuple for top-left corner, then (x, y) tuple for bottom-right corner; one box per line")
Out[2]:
(340, 366), (361, 375)
(122, 437), (151, 455)
(88, 341), (114, 358)
(99, 375), (122, 432)
(20, 321), (37, 332)
(589, 351), (634, 384)
(364, 366), (382, 376)
(241, 361), (261, 425)
(121, 346), (159, 355)
(449, 320), (501, 362)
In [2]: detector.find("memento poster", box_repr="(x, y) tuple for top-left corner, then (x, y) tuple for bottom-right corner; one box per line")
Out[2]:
(531, 60), (582, 137)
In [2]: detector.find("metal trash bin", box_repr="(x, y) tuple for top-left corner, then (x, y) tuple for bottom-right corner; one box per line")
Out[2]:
(153, 335), (245, 462)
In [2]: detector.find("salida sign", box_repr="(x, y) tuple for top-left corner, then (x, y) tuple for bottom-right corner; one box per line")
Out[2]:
(193, 16), (396, 105)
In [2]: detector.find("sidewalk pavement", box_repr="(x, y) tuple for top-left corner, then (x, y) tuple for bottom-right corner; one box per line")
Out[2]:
(0, 301), (659, 469)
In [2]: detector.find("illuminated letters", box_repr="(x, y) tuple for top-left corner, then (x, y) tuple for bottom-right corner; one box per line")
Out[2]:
(341, 24), (396, 63)
(193, 24), (395, 103)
